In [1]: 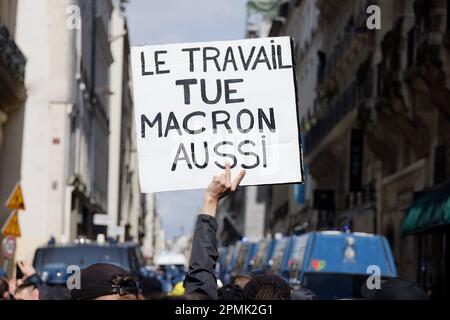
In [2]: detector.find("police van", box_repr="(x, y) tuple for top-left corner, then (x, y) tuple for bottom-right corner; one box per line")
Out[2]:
(280, 231), (397, 299)
(219, 231), (397, 299)
(33, 238), (147, 284)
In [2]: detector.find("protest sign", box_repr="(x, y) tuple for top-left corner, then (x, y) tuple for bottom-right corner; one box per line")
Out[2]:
(131, 37), (303, 193)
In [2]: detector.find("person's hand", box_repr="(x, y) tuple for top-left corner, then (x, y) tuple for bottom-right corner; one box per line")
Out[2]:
(205, 162), (246, 201)
(202, 162), (246, 216)
(17, 260), (36, 279)
(8, 278), (17, 295)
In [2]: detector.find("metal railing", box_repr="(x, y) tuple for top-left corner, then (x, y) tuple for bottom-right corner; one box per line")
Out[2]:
(305, 79), (367, 156)
(0, 22), (26, 82)
(318, 11), (369, 83)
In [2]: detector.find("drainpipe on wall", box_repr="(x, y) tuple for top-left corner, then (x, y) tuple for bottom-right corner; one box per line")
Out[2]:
(0, 110), (8, 149)
(62, 185), (74, 243)
(62, 0), (80, 243)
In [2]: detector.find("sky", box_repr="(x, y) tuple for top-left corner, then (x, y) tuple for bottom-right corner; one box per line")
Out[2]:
(126, 0), (248, 239)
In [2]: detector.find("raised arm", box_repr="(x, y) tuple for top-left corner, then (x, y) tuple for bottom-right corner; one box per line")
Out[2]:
(185, 163), (246, 299)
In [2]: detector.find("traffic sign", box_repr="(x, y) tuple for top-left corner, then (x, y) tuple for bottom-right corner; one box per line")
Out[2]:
(1, 211), (21, 237)
(2, 236), (16, 259)
(5, 183), (25, 210)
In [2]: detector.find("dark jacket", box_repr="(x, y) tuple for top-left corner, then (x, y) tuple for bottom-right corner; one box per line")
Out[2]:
(185, 214), (219, 300)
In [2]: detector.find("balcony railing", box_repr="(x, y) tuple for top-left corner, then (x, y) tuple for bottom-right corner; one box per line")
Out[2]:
(318, 8), (368, 83)
(305, 77), (370, 157)
(377, 19), (403, 97)
(406, 17), (442, 70)
(0, 23), (26, 82)
(318, 10), (370, 83)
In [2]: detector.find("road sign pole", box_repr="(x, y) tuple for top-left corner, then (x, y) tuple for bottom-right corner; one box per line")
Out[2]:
(3, 259), (9, 273)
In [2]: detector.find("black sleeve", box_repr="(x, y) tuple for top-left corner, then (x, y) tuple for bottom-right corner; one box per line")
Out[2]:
(185, 214), (219, 300)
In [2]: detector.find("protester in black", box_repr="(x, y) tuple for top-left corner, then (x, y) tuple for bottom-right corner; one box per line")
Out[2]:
(139, 276), (163, 299)
(184, 162), (246, 299)
(185, 163), (298, 300)
(360, 278), (429, 300)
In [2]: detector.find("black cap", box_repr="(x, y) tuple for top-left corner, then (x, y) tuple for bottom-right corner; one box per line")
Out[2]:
(360, 278), (429, 300)
(70, 263), (138, 300)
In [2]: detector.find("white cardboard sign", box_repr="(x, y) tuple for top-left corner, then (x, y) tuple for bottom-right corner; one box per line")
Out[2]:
(131, 37), (303, 193)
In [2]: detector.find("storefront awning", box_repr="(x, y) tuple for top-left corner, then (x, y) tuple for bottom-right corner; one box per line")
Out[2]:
(401, 183), (450, 235)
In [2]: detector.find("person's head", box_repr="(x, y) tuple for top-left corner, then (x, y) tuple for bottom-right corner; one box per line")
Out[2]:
(39, 285), (71, 300)
(14, 283), (39, 300)
(290, 286), (317, 300)
(361, 278), (429, 300)
(70, 263), (139, 300)
(243, 275), (291, 300)
(0, 277), (10, 300)
(139, 276), (163, 300)
(233, 275), (251, 289)
(218, 284), (245, 300)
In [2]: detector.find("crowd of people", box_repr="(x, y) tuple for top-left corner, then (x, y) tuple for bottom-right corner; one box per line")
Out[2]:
(0, 164), (430, 300)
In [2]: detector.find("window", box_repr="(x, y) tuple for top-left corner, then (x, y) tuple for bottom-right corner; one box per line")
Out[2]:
(0, 1), (6, 27)
(317, 51), (326, 81)
(377, 63), (383, 95)
(407, 26), (416, 68)
(447, 0), (450, 33)
(434, 143), (447, 185)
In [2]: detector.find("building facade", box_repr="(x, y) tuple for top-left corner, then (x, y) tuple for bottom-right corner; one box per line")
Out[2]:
(153, 213), (166, 258)
(223, 0), (450, 296)
(251, 0), (450, 297)
(141, 193), (156, 260)
(108, 4), (146, 244)
(217, 186), (265, 244)
(11, 0), (113, 259)
(0, 0), (27, 274)
(3, 0), (151, 262)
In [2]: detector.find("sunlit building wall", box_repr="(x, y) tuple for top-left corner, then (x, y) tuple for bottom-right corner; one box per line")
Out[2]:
(108, 4), (145, 244)
(0, 0), (27, 274)
(14, 0), (114, 259)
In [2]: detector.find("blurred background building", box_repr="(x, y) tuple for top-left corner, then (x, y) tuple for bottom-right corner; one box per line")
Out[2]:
(218, 0), (450, 297)
(246, 0), (278, 38)
(108, 2), (142, 244)
(0, 0), (27, 275)
(217, 185), (265, 245)
(0, 0), (26, 211)
(166, 232), (193, 265)
(142, 196), (167, 262)
(0, 0), (161, 268)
